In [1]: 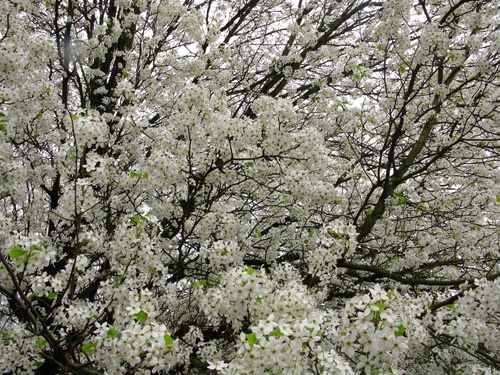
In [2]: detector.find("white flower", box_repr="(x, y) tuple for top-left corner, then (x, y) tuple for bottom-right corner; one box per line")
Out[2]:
(207, 360), (229, 371)
(356, 355), (373, 374)
(257, 314), (278, 335)
(369, 284), (389, 300)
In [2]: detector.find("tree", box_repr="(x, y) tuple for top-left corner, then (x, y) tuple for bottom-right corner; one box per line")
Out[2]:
(0, 0), (499, 373)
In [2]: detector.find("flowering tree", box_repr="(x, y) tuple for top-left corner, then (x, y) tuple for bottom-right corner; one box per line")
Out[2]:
(0, 0), (499, 374)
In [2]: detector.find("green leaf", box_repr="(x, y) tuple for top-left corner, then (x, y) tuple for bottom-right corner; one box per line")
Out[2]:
(395, 325), (406, 337)
(70, 113), (78, 121)
(1, 333), (15, 343)
(374, 302), (387, 310)
(221, 249), (228, 256)
(245, 268), (257, 276)
(269, 329), (284, 338)
(417, 203), (428, 211)
(246, 161), (254, 167)
(35, 361), (45, 368)
(106, 329), (119, 338)
(394, 192), (409, 204)
(134, 310), (148, 323)
(30, 244), (42, 251)
(445, 303), (456, 311)
(47, 292), (57, 300)
(45, 0), (51, 7)
(81, 342), (97, 353)
(130, 171), (148, 179)
(36, 339), (47, 347)
(0, 123), (6, 134)
(9, 247), (27, 259)
(192, 280), (206, 288)
(163, 333), (174, 346)
(399, 65), (406, 74)
(496, 194), (500, 203)
(245, 332), (259, 346)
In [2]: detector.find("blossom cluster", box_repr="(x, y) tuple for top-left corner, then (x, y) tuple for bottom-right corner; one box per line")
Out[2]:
(0, 0), (499, 374)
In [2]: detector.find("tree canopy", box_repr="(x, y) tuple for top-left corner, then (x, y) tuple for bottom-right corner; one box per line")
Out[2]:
(0, 0), (499, 374)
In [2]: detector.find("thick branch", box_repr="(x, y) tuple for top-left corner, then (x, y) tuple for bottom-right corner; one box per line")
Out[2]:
(337, 259), (500, 287)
